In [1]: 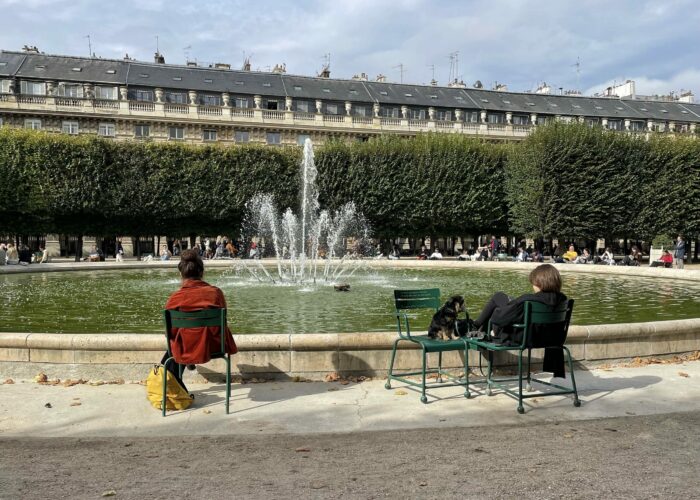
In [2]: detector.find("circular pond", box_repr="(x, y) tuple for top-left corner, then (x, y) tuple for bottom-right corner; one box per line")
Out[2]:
(2, 267), (699, 334)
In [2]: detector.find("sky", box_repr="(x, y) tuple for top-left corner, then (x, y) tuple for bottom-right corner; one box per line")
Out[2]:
(1, 0), (700, 97)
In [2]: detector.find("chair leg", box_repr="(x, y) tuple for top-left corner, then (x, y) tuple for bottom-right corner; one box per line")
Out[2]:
(385, 338), (400, 389)
(564, 346), (581, 407)
(517, 350), (525, 414)
(463, 346), (471, 399)
(486, 351), (493, 396)
(526, 348), (533, 392)
(437, 351), (443, 383)
(421, 348), (428, 404)
(162, 358), (172, 417)
(225, 354), (231, 414)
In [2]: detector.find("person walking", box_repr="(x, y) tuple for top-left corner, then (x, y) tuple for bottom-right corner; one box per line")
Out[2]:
(674, 235), (686, 269)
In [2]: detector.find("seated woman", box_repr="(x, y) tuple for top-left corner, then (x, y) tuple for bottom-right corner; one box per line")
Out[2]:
(574, 248), (592, 264)
(651, 249), (673, 268)
(160, 245), (172, 261)
(562, 244), (578, 262)
(470, 264), (568, 376)
(428, 248), (443, 260)
(600, 247), (615, 265)
(530, 249), (544, 263)
(162, 250), (238, 391)
(515, 247), (529, 262)
(622, 246), (642, 266)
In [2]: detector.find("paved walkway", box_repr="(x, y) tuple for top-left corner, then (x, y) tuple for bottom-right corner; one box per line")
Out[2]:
(1, 360), (698, 438)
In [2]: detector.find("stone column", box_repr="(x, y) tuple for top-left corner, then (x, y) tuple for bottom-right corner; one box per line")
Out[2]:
(345, 101), (352, 115)
(285, 96), (292, 111)
(222, 92), (230, 107)
(373, 103), (380, 117)
(401, 106), (408, 119)
(505, 112), (512, 125)
(530, 113), (537, 125)
(315, 99), (323, 113)
(188, 90), (198, 106)
(154, 88), (164, 103)
(428, 107), (435, 120)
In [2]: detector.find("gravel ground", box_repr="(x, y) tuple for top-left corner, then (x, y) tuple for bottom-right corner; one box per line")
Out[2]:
(1, 411), (699, 500)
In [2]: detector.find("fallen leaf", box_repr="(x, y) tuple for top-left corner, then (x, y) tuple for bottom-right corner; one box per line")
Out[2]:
(394, 390), (408, 396)
(101, 490), (116, 497)
(295, 447), (311, 452)
(202, 409), (212, 414)
(89, 380), (105, 386)
(327, 387), (339, 392)
(604, 428), (618, 432)
(34, 373), (48, 383)
(44, 403), (52, 408)
(419, 481), (428, 487)
(563, 433), (573, 438)
(3, 378), (14, 384)
(324, 372), (341, 382)
(63, 379), (87, 387)
(70, 402), (82, 407)
(679, 372), (690, 378)
(310, 482), (326, 489)
(339, 380), (350, 385)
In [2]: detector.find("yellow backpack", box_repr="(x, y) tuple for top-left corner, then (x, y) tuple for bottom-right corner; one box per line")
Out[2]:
(146, 365), (194, 411)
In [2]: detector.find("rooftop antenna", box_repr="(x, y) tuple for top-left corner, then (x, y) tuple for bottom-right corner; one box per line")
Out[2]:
(448, 51), (459, 83)
(572, 57), (581, 91)
(393, 63), (406, 83)
(155, 35), (159, 54)
(183, 45), (192, 63)
(84, 35), (92, 58)
(428, 64), (435, 80)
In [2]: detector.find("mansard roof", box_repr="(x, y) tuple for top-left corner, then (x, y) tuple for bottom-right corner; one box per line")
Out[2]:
(2, 49), (699, 121)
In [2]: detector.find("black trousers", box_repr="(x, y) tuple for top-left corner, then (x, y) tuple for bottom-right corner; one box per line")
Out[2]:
(160, 352), (188, 392)
(474, 291), (510, 329)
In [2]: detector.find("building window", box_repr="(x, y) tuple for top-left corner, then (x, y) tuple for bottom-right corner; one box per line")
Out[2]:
(57, 84), (83, 98)
(62, 121), (79, 135)
(134, 89), (154, 102)
(169, 126), (185, 140)
(0, 117), (3, 127)
(585, 117), (600, 127)
(94, 86), (116, 100)
(297, 134), (311, 145)
(20, 81), (46, 95)
(201, 94), (221, 106)
(487, 113), (505, 124)
(0, 80), (11, 93)
(267, 132), (281, 145)
(24, 118), (42, 130)
(462, 111), (478, 123)
(166, 92), (187, 104)
(296, 100), (310, 113)
(98, 123), (115, 137)
(536, 115), (551, 126)
(380, 107), (399, 118)
(409, 108), (426, 120)
(266, 100), (279, 110)
(436, 110), (452, 121)
(326, 103), (338, 115)
(235, 97), (249, 108)
(607, 119), (622, 131)
(629, 120), (645, 132)
(354, 105), (368, 117)
(134, 124), (150, 137)
(202, 129), (217, 141)
(235, 130), (249, 143)
(512, 114), (529, 125)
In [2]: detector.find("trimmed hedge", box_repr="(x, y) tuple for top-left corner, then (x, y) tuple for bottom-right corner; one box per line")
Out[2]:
(0, 125), (698, 241)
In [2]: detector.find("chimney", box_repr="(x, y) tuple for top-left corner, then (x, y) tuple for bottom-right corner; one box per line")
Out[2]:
(214, 62), (231, 70)
(22, 45), (40, 53)
(186, 61), (197, 67)
(318, 64), (331, 78)
(376, 74), (387, 83)
(242, 57), (251, 71)
(430, 78), (438, 86)
(352, 72), (369, 81)
(271, 63), (286, 73)
(154, 51), (165, 64)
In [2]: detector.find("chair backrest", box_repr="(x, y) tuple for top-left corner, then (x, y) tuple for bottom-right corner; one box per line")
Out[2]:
(394, 288), (441, 311)
(523, 299), (574, 348)
(163, 308), (227, 356)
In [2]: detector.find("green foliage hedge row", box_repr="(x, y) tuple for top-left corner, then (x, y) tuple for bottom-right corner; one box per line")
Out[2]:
(1, 124), (698, 240)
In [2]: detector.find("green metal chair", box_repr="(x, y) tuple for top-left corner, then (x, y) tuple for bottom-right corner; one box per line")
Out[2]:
(162, 308), (232, 417)
(385, 289), (471, 403)
(465, 299), (580, 413)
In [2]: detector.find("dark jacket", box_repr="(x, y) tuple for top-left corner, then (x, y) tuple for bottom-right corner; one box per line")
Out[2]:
(491, 291), (569, 378)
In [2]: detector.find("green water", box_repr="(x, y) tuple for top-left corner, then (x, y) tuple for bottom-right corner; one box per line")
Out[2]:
(1, 268), (698, 334)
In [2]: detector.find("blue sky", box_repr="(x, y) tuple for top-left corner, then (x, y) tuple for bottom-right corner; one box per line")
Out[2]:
(2, 0), (699, 96)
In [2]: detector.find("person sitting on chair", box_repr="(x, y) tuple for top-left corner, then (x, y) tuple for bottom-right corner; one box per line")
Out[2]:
(651, 249), (673, 268)
(470, 264), (569, 376)
(162, 249), (238, 392)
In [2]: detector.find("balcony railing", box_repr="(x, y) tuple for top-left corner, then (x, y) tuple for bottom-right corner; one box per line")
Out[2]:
(352, 116), (373, 125)
(164, 103), (188, 114)
(323, 114), (344, 123)
(18, 96), (46, 104)
(262, 110), (285, 120)
(231, 108), (254, 118)
(93, 99), (119, 109)
(380, 117), (401, 126)
(435, 121), (454, 129)
(129, 101), (155, 112)
(409, 119), (428, 128)
(55, 98), (84, 107)
(198, 106), (222, 116)
(294, 112), (315, 121)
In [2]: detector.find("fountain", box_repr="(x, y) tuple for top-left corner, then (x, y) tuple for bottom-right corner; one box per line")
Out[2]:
(242, 139), (371, 284)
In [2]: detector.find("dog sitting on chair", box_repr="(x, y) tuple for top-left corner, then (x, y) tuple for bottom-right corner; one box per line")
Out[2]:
(428, 295), (466, 340)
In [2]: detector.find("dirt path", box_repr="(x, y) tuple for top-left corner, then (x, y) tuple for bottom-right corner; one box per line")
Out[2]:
(2, 411), (699, 499)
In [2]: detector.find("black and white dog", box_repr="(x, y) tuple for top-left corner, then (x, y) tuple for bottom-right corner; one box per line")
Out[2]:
(428, 295), (466, 340)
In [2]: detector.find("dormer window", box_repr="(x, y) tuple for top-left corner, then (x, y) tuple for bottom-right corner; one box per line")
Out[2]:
(379, 91), (388, 96)
(595, 106), (603, 110)
(527, 102), (535, 106)
(71, 67), (82, 72)
(322, 88), (331, 93)
(235, 81), (244, 85)
(106, 69), (116, 74)
(139, 73), (149, 78)
(173, 76), (182, 81)
(430, 95), (438, 99)
(263, 82), (271, 87)
(404, 93), (413, 97)
(349, 89), (358, 95)
(640, 108), (648, 111)
(294, 85), (302, 91)
(550, 103), (558, 107)
(204, 78), (213, 83)
(572, 104), (581, 109)
(502, 100), (511, 104)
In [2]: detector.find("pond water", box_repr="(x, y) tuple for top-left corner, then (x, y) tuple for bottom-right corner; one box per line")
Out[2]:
(1, 267), (699, 334)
